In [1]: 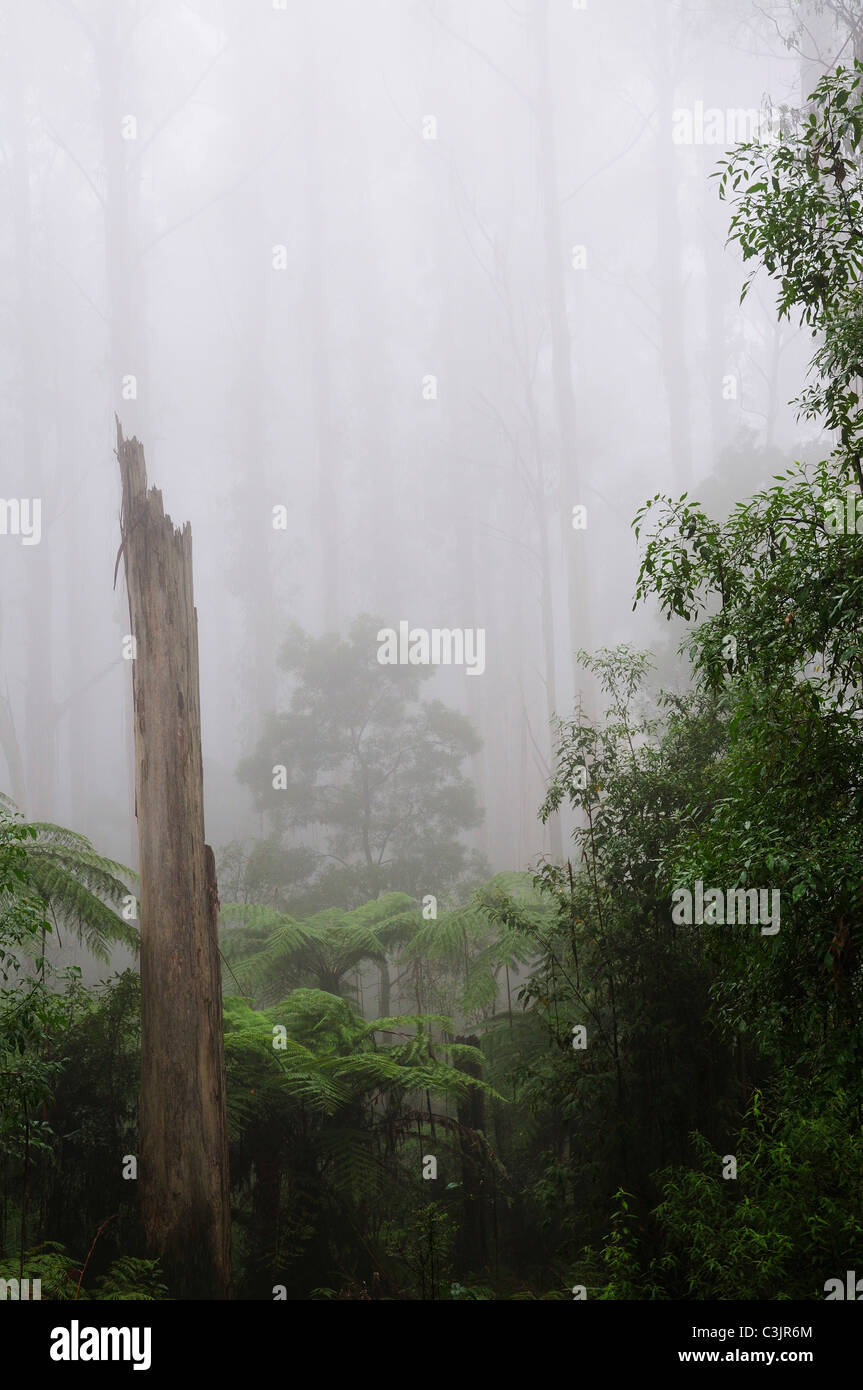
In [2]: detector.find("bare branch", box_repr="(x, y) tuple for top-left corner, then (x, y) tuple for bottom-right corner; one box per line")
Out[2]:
(42, 121), (104, 207)
(132, 38), (232, 165)
(423, 0), (534, 110)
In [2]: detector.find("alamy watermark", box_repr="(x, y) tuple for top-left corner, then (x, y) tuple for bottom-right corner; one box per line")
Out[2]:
(0, 1277), (41, 1299)
(377, 622), (485, 676)
(49, 1321), (151, 1370)
(671, 881), (780, 935)
(0, 497), (41, 545)
(672, 101), (782, 147)
(824, 485), (863, 535)
(824, 1271), (863, 1299)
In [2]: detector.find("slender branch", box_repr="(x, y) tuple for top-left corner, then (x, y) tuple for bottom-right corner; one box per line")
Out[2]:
(74, 1212), (118, 1300)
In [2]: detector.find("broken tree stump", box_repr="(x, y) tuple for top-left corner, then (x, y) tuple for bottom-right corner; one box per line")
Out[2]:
(115, 419), (231, 1299)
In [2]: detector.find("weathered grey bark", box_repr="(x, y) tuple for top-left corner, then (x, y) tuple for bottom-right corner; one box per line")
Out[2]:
(115, 421), (231, 1300)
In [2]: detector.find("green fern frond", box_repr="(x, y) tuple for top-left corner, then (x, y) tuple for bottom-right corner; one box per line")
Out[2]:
(0, 1242), (81, 1300)
(316, 1126), (389, 1197)
(222, 899), (413, 1002)
(89, 1256), (168, 1301)
(0, 798), (137, 961)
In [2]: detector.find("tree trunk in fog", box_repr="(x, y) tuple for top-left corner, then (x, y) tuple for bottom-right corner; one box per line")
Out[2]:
(435, 221), (491, 860)
(538, 505), (565, 862)
(0, 686), (27, 811)
(501, 243), (564, 860)
(532, 0), (592, 698)
(115, 423), (231, 1300)
(304, 48), (340, 634)
(653, 0), (692, 494)
(351, 129), (398, 616)
(702, 186), (733, 466)
(7, 29), (56, 820)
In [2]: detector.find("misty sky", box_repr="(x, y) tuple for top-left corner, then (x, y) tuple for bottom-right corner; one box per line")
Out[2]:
(0, 0), (846, 962)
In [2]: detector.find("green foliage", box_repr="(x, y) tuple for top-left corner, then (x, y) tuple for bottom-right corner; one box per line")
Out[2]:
(0, 799), (56, 982)
(569, 75), (863, 1301)
(400, 872), (551, 1023)
(221, 892), (417, 1003)
(0, 1242), (81, 1299)
(516, 648), (738, 1256)
(632, 463), (863, 697)
(716, 61), (863, 480)
(0, 795), (142, 1281)
(0, 801), (83, 1174)
(223, 985), (499, 1297)
(0, 1244), (167, 1300)
(39, 972), (142, 1262)
(89, 1256), (168, 1301)
(589, 1092), (863, 1300)
(0, 794), (137, 962)
(224, 988), (498, 1131)
(381, 1201), (458, 1300)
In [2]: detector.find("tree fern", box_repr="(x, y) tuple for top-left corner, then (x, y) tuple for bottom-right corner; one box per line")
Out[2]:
(220, 893), (417, 1004)
(224, 988), (501, 1136)
(0, 1244), (168, 1300)
(0, 795), (137, 961)
(89, 1256), (168, 1301)
(402, 873), (553, 1022)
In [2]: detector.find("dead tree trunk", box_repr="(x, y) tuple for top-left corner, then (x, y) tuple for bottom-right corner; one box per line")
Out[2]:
(115, 421), (231, 1299)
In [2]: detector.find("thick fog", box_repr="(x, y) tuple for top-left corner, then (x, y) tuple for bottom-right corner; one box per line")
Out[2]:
(0, 0), (846, 970)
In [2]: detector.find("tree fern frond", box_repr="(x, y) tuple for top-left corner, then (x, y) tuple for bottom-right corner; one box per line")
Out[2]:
(0, 800), (137, 960)
(316, 1126), (389, 1197)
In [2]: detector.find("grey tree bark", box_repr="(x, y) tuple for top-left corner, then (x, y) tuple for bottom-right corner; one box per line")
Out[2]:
(116, 421), (231, 1300)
